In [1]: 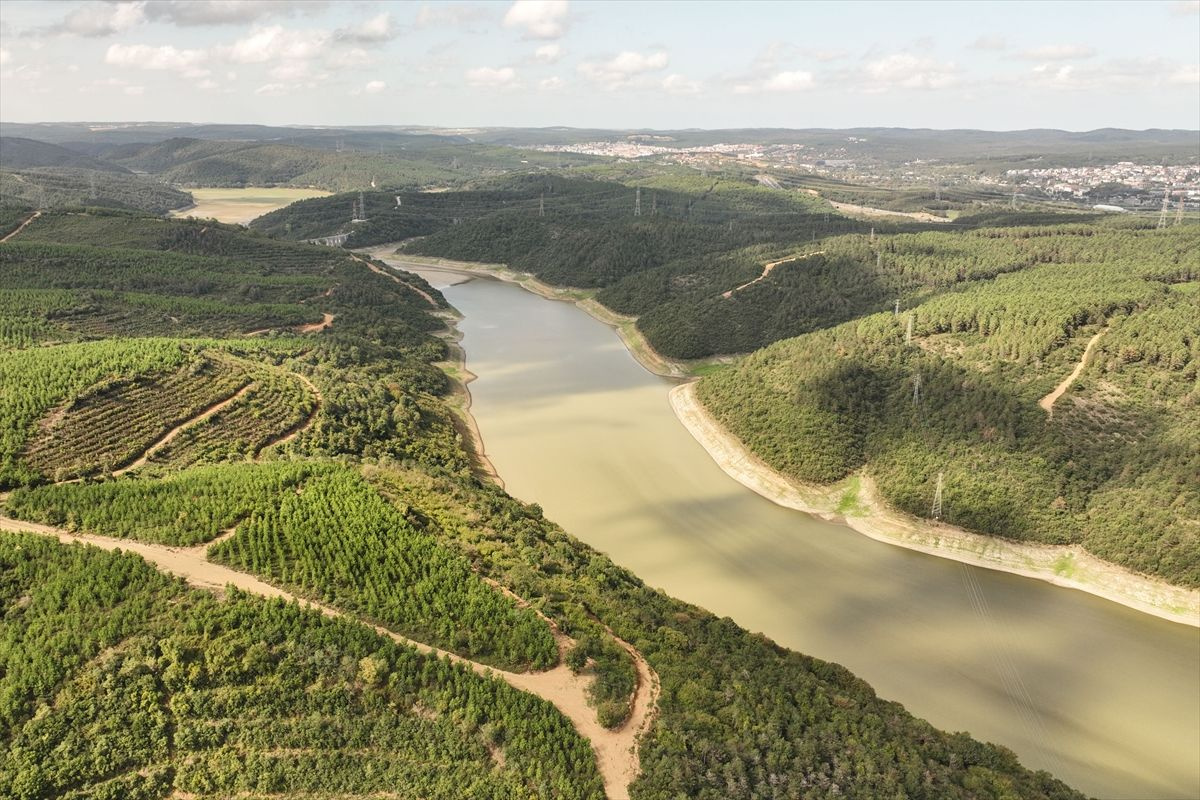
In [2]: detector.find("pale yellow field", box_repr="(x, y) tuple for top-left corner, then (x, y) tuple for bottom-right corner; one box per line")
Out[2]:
(170, 187), (331, 225)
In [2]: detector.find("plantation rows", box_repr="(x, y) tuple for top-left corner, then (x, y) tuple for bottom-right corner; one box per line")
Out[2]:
(209, 466), (558, 671)
(4, 461), (321, 546)
(23, 355), (251, 480)
(0, 535), (604, 800)
(0, 338), (189, 487)
(151, 368), (317, 466)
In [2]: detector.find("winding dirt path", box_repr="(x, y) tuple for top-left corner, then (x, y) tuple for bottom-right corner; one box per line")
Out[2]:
(0, 512), (659, 798)
(722, 250), (825, 299)
(0, 209), (42, 242)
(1039, 328), (1107, 416)
(296, 312), (336, 334)
(112, 383), (254, 476)
(245, 312), (336, 337)
(352, 253), (440, 309)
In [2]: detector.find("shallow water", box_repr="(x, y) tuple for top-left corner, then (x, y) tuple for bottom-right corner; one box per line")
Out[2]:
(430, 269), (1199, 800)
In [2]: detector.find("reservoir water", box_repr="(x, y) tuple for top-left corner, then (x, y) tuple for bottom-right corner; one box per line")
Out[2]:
(420, 267), (1199, 800)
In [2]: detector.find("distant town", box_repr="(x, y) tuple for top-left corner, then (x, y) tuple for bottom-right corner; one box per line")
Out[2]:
(530, 139), (1199, 211)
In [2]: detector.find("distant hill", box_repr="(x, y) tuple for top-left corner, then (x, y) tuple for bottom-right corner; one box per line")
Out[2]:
(0, 136), (129, 173)
(3, 121), (1195, 166)
(0, 166), (192, 214)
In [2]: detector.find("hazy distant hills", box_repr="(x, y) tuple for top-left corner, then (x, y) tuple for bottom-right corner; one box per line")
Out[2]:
(0, 136), (131, 173)
(2, 121), (1196, 164)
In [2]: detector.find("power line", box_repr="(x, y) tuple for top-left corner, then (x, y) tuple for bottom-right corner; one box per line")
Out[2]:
(931, 472), (945, 520)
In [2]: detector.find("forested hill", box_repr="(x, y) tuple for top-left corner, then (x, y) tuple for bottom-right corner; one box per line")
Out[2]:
(253, 171), (1198, 593)
(698, 223), (1199, 589)
(0, 204), (1087, 798)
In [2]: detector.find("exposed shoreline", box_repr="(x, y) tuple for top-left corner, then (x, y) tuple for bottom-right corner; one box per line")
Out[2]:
(671, 381), (1200, 628)
(369, 246), (1200, 629)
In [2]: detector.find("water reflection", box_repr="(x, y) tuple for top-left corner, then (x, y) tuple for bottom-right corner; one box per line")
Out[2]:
(426, 269), (1200, 800)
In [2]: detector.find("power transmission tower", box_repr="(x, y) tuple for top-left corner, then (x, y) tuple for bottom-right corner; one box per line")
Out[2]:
(931, 472), (945, 519)
(1176, 199), (1185, 226)
(894, 298), (900, 316)
(1157, 185), (1172, 229)
(905, 313), (914, 344)
(88, 172), (97, 200)
(651, 192), (657, 216)
(539, 193), (545, 218)
(869, 226), (875, 243)
(912, 372), (922, 405)
(877, 251), (882, 270)
(634, 187), (641, 217)
(935, 182), (942, 202)
(395, 195), (402, 207)
(1010, 189), (1018, 210)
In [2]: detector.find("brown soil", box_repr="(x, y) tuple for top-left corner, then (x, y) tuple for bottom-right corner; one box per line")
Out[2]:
(722, 250), (825, 298)
(1039, 328), (1108, 416)
(0, 210), (42, 242)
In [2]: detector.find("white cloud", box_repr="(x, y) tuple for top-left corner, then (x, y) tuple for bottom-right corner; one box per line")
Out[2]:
(53, 1), (147, 37)
(662, 73), (702, 95)
(1030, 63), (1076, 87)
(539, 76), (565, 90)
(269, 61), (311, 80)
(1167, 64), (1200, 85)
(335, 12), (395, 44)
(196, 78), (219, 90)
(1018, 44), (1095, 61)
(123, 85), (145, 95)
(465, 66), (518, 88)
(254, 82), (288, 96)
(763, 70), (814, 91)
(105, 43), (208, 72)
(535, 43), (562, 63)
(807, 49), (848, 62)
(578, 50), (668, 90)
(1170, 0), (1200, 15)
(0, 49), (10, 66)
(862, 53), (959, 90)
(970, 35), (1008, 51)
(145, 1), (328, 26)
(326, 48), (373, 69)
(224, 26), (328, 64)
(503, 0), (568, 40)
(363, 79), (386, 94)
(1021, 57), (1198, 91)
(732, 69), (815, 95)
(413, 3), (491, 30)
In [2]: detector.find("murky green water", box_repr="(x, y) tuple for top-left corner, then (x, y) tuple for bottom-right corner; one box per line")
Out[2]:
(426, 269), (1199, 800)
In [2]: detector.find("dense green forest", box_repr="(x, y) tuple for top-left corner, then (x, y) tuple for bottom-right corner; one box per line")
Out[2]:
(247, 170), (1198, 592)
(0, 534), (601, 800)
(0, 136), (193, 213)
(0, 205), (1086, 798)
(698, 227), (1199, 586)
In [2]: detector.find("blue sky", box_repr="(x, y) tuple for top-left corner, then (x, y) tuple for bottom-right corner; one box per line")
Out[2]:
(1, 0), (1197, 130)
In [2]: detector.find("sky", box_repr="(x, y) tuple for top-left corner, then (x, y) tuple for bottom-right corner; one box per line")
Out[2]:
(0, 0), (1197, 131)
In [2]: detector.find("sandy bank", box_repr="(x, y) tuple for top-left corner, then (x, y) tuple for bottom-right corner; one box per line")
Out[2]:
(670, 381), (1200, 628)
